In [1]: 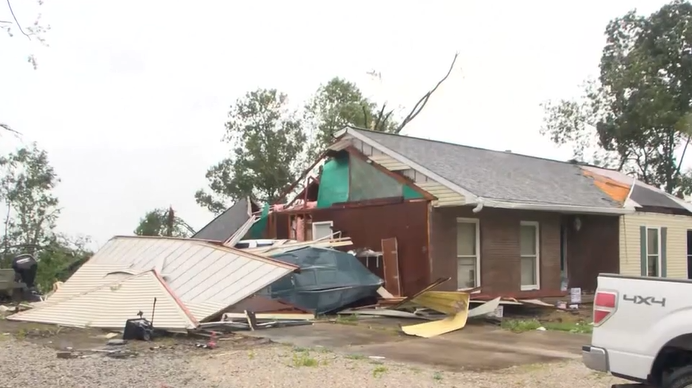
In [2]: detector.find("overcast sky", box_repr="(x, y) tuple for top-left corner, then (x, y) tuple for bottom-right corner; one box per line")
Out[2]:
(0, 0), (672, 249)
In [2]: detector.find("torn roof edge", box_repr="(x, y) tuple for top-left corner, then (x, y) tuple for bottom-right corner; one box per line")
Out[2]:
(100, 236), (301, 273)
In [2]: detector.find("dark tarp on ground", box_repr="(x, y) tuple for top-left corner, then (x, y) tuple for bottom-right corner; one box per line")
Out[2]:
(262, 246), (384, 315)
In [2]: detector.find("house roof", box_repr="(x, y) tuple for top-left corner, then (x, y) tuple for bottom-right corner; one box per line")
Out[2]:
(192, 198), (255, 242)
(83, 236), (299, 321)
(582, 166), (692, 213)
(344, 128), (619, 209)
(340, 127), (691, 214)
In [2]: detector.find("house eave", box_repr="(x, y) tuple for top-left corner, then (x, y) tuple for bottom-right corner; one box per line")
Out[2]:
(479, 198), (635, 215)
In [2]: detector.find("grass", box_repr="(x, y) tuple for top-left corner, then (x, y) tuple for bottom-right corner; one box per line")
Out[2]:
(346, 353), (366, 360)
(372, 365), (387, 378)
(292, 349), (318, 367)
(335, 314), (358, 325)
(432, 371), (443, 381)
(501, 318), (592, 334)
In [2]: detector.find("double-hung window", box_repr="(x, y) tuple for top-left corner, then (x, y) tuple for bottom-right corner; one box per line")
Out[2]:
(520, 221), (540, 290)
(456, 218), (480, 289)
(645, 227), (661, 277)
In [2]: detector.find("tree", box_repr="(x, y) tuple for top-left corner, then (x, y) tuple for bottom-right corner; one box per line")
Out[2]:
(0, 143), (60, 255)
(1, 0), (51, 136)
(34, 234), (93, 292)
(195, 89), (306, 213)
(304, 54), (459, 159)
(303, 78), (398, 161)
(134, 207), (195, 237)
(541, 0), (692, 196)
(1, 0), (50, 69)
(197, 54), (459, 212)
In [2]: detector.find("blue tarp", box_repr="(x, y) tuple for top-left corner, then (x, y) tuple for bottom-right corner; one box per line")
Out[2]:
(262, 246), (384, 315)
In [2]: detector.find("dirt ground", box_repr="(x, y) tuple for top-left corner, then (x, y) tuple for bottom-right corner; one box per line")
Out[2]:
(0, 312), (630, 388)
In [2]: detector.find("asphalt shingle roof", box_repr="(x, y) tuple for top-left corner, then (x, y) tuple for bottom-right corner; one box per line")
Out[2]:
(349, 128), (619, 208)
(192, 198), (252, 241)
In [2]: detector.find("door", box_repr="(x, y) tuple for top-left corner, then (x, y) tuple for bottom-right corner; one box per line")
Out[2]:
(381, 237), (401, 296)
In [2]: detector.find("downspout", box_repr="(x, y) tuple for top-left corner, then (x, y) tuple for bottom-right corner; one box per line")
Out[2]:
(472, 198), (485, 213)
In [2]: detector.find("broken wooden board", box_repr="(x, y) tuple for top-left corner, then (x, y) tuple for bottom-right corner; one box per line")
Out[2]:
(338, 308), (434, 320)
(409, 291), (469, 315)
(381, 237), (401, 297)
(222, 312), (314, 321)
(391, 277), (451, 310)
(377, 287), (395, 300)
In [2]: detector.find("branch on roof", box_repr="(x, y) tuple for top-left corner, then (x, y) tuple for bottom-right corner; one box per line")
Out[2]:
(394, 52), (459, 134)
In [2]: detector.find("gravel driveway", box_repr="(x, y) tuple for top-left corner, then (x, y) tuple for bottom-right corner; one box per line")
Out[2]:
(0, 337), (628, 388)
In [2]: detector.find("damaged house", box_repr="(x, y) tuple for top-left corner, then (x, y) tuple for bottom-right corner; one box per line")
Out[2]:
(252, 126), (692, 298)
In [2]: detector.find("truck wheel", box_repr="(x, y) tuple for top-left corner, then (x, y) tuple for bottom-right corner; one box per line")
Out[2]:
(663, 365), (692, 388)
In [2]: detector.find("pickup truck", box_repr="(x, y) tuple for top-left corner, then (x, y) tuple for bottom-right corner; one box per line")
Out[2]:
(582, 274), (692, 388)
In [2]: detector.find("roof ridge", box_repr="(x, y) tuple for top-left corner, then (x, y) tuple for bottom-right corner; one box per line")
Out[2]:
(346, 126), (614, 170)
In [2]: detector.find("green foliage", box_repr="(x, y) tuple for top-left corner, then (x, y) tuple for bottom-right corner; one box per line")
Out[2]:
(541, 0), (692, 196)
(0, 143), (60, 254)
(304, 77), (398, 160)
(134, 207), (194, 237)
(0, 144), (91, 293)
(197, 55), (458, 211)
(196, 89), (306, 212)
(33, 235), (93, 293)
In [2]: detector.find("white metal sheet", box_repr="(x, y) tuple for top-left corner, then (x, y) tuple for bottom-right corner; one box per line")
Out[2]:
(85, 236), (298, 321)
(9, 271), (196, 330)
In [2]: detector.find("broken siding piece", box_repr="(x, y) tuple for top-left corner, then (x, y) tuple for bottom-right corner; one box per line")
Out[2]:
(80, 236), (299, 322)
(9, 271), (197, 330)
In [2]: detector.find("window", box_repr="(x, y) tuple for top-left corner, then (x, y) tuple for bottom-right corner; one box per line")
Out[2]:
(312, 221), (334, 240)
(456, 218), (480, 289)
(646, 227), (661, 277)
(520, 221), (540, 290)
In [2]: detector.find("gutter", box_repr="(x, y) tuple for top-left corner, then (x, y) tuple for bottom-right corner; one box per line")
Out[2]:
(473, 197), (635, 215)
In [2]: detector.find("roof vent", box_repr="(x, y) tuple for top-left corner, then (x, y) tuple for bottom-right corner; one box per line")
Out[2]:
(505, 150), (512, 153)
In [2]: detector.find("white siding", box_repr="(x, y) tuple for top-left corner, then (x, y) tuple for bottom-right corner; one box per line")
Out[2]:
(620, 212), (692, 278)
(418, 182), (466, 207)
(9, 271), (196, 330)
(44, 263), (145, 306)
(337, 134), (467, 206)
(368, 154), (410, 171)
(83, 237), (298, 321)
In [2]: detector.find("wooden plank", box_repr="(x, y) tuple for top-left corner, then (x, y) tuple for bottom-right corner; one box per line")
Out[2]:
(381, 237), (401, 297)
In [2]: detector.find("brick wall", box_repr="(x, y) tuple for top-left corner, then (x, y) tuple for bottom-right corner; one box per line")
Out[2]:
(431, 207), (562, 295)
(564, 214), (619, 292)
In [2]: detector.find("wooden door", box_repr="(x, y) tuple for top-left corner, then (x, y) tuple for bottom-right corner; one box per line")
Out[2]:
(381, 237), (401, 296)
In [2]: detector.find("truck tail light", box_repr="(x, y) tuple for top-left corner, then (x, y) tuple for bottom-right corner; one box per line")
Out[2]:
(593, 291), (618, 326)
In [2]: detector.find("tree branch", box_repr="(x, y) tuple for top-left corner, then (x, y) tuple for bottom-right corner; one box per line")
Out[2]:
(5, 0), (30, 39)
(395, 52), (459, 133)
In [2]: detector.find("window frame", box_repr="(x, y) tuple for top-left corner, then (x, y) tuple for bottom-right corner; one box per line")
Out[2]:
(456, 217), (481, 290)
(519, 221), (540, 291)
(311, 221), (334, 240)
(645, 226), (662, 277)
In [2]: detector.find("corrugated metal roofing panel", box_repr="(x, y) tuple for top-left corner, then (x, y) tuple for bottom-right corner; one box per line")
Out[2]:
(9, 271), (196, 330)
(84, 236), (298, 321)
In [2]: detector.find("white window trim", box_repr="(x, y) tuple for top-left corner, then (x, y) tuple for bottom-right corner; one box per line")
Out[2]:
(311, 221), (334, 240)
(456, 217), (481, 290)
(520, 221), (540, 291)
(645, 226), (662, 277)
